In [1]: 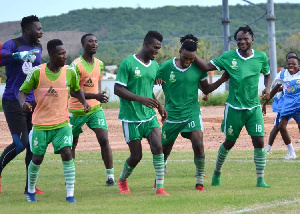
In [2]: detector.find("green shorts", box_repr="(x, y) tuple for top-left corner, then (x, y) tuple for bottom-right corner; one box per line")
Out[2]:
(70, 110), (108, 137)
(30, 125), (73, 155)
(122, 117), (160, 143)
(221, 105), (264, 142)
(162, 114), (203, 146)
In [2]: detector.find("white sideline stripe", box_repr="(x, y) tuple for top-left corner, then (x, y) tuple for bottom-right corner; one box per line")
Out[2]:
(7, 159), (300, 163)
(228, 198), (300, 213)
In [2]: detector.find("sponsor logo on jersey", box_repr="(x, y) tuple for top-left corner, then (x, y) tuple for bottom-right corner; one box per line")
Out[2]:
(230, 59), (238, 70)
(169, 71), (176, 83)
(83, 78), (94, 87)
(46, 86), (58, 97)
(134, 67), (142, 78)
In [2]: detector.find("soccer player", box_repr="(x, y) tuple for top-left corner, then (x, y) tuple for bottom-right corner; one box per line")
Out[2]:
(264, 56), (300, 159)
(114, 31), (169, 196)
(68, 33), (115, 186)
(262, 52), (298, 157)
(0, 15), (43, 194)
(156, 40), (229, 191)
(195, 25), (272, 188)
(18, 39), (90, 203)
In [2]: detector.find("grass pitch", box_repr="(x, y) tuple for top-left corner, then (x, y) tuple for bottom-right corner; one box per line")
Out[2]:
(0, 150), (299, 214)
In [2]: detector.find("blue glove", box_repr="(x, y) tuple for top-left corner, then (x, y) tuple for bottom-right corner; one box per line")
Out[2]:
(13, 49), (40, 63)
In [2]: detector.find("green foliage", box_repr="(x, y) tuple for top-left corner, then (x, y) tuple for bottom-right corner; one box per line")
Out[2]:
(199, 92), (229, 106)
(0, 67), (6, 83)
(0, 151), (299, 213)
(35, 4), (300, 67)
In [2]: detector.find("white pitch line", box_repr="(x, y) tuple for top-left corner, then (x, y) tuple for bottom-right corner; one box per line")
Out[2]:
(228, 198), (300, 213)
(7, 159), (300, 163)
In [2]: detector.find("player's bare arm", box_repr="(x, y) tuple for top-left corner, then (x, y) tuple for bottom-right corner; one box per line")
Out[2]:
(199, 71), (229, 95)
(153, 93), (167, 123)
(262, 73), (272, 100)
(18, 91), (32, 112)
(72, 89), (91, 112)
(114, 83), (159, 108)
(194, 55), (217, 72)
(262, 83), (281, 115)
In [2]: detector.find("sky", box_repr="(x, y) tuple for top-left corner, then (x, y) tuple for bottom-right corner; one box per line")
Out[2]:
(0, 0), (298, 23)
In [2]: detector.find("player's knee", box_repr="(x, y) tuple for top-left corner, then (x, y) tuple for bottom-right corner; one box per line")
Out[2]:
(130, 153), (143, 164)
(223, 140), (235, 150)
(12, 133), (26, 155)
(98, 136), (109, 147)
(60, 147), (73, 161)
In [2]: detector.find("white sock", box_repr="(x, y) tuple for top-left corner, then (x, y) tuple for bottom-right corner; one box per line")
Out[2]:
(266, 145), (272, 152)
(286, 143), (295, 155)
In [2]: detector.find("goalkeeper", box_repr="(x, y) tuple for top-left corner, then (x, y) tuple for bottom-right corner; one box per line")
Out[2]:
(0, 15), (43, 195)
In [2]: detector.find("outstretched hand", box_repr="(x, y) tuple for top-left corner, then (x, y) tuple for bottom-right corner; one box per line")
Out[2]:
(84, 103), (91, 113)
(13, 49), (40, 63)
(138, 97), (160, 109)
(95, 91), (109, 103)
(157, 104), (168, 123)
(154, 78), (166, 86)
(22, 102), (33, 112)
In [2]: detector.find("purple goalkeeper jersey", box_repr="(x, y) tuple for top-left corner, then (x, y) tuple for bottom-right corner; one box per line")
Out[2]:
(0, 36), (42, 101)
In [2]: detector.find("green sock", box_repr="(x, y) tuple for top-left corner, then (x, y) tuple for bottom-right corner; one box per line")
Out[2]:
(153, 153), (164, 189)
(119, 161), (134, 181)
(212, 144), (230, 186)
(28, 161), (40, 194)
(254, 148), (271, 188)
(63, 159), (76, 197)
(106, 168), (115, 180)
(215, 144), (230, 172)
(194, 156), (205, 186)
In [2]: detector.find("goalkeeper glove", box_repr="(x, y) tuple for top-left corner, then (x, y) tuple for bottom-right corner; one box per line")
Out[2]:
(13, 49), (40, 63)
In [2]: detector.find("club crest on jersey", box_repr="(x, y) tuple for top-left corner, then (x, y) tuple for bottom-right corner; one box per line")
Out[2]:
(84, 78), (94, 87)
(33, 137), (39, 149)
(134, 67), (142, 78)
(46, 86), (58, 97)
(227, 125), (234, 136)
(162, 131), (167, 141)
(22, 61), (33, 74)
(230, 59), (238, 70)
(169, 71), (176, 83)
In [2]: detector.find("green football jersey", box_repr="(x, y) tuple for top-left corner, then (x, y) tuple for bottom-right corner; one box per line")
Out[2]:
(157, 58), (208, 121)
(211, 49), (270, 109)
(115, 55), (158, 122)
(20, 64), (80, 130)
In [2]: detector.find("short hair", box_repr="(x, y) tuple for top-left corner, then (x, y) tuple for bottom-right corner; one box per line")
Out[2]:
(286, 56), (300, 64)
(144, 31), (163, 44)
(21, 15), (39, 31)
(180, 34), (199, 44)
(286, 52), (298, 60)
(81, 33), (95, 44)
(47, 39), (63, 55)
(181, 40), (197, 52)
(233, 25), (255, 41)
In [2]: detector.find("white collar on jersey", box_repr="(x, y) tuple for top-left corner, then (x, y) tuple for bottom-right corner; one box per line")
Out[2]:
(172, 57), (191, 72)
(236, 49), (254, 60)
(133, 54), (152, 67)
